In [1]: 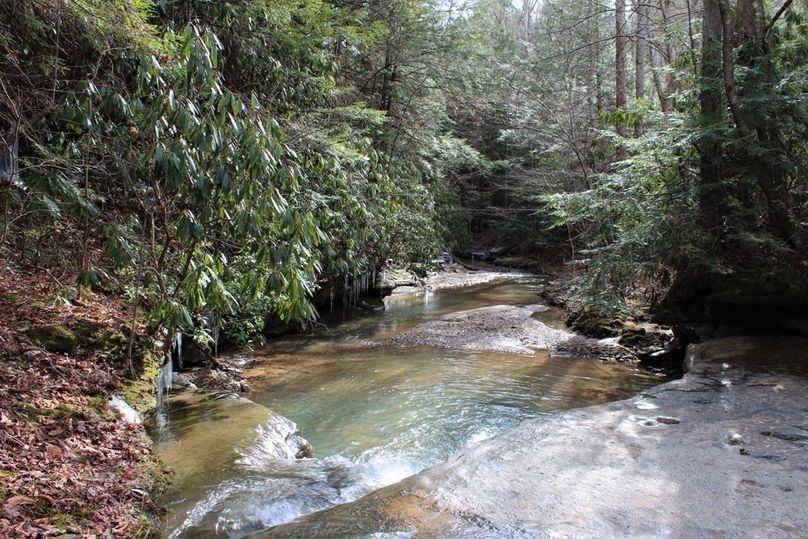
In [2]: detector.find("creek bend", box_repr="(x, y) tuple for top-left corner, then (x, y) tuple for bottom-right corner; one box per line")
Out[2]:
(153, 274), (664, 537)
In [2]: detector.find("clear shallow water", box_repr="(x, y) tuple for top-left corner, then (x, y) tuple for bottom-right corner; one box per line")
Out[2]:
(155, 275), (664, 537)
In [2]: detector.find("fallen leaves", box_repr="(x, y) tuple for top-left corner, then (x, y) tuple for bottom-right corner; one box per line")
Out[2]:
(2, 496), (35, 519)
(0, 264), (165, 537)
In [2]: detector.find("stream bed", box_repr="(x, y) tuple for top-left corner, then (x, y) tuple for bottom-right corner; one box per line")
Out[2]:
(153, 274), (665, 537)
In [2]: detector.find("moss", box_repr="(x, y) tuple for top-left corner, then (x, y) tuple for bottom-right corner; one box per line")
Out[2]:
(26, 403), (84, 421)
(121, 350), (160, 413)
(130, 506), (163, 539)
(566, 305), (627, 338)
(88, 395), (108, 408)
(129, 437), (171, 538)
(73, 320), (129, 359)
(52, 512), (77, 530)
(26, 325), (78, 354)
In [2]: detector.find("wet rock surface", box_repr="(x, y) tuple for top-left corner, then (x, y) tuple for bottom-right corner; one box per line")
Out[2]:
(395, 303), (640, 361)
(238, 414), (314, 462)
(266, 334), (808, 537)
(151, 389), (314, 536)
(395, 304), (568, 355)
(389, 267), (517, 296)
(552, 335), (637, 362)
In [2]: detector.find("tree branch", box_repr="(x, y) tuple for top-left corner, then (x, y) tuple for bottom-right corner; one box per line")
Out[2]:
(764, 0), (795, 38)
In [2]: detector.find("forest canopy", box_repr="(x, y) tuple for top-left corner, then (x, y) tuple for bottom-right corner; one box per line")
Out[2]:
(1, 0), (806, 348)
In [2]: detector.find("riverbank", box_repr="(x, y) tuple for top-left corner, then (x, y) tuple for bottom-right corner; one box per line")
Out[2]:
(0, 265), (167, 537)
(266, 332), (808, 537)
(0, 262), (520, 536)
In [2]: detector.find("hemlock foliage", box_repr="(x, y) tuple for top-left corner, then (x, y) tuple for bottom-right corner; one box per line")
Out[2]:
(0, 0), (483, 347)
(1, 0), (806, 349)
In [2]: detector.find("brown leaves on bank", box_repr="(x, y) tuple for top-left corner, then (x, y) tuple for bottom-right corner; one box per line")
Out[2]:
(0, 264), (165, 537)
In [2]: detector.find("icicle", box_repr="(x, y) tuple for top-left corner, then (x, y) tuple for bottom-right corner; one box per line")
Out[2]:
(176, 332), (183, 369)
(212, 316), (220, 357)
(343, 275), (349, 315)
(155, 371), (163, 408)
(172, 331), (183, 370)
(155, 347), (173, 408)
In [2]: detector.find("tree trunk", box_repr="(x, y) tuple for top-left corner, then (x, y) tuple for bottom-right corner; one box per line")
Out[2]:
(697, 0), (724, 234)
(521, 0), (532, 40)
(634, 0), (648, 135)
(733, 0), (802, 248)
(587, 0), (600, 117)
(735, 0), (766, 43)
(380, 42), (394, 113)
(650, 46), (673, 113)
(615, 0), (628, 157)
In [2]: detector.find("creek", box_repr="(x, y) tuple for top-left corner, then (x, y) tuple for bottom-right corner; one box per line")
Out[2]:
(152, 274), (665, 537)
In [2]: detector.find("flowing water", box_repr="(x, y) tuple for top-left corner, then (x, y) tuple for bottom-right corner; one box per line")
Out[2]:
(154, 274), (665, 537)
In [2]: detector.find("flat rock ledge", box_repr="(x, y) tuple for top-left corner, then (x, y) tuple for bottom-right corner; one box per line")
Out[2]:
(395, 304), (637, 361)
(395, 304), (567, 355)
(269, 334), (808, 538)
(389, 268), (518, 296)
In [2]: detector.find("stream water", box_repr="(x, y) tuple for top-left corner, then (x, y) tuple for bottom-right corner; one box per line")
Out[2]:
(153, 274), (665, 537)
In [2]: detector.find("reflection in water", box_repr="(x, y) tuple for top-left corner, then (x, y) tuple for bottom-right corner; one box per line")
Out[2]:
(156, 275), (664, 537)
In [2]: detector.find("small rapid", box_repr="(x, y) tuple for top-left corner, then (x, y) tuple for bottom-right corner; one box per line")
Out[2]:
(156, 275), (665, 537)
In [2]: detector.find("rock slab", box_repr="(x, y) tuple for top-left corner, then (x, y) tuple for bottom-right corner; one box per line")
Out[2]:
(395, 304), (567, 355)
(395, 303), (638, 361)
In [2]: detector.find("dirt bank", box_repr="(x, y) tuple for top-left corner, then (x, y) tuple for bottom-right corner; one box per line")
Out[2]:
(0, 265), (167, 537)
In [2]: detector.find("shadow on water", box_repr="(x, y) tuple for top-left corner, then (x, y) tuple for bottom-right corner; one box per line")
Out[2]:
(156, 275), (667, 537)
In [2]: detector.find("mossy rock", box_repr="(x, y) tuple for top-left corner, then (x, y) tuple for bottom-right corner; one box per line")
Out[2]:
(619, 330), (663, 352)
(130, 441), (171, 538)
(73, 320), (128, 359)
(493, 256), (541, 271)
(121, 350), (160, 413)
(26, 325), (78, 354)
(566, 306), (627, 339)
(26, 403), (85, 421)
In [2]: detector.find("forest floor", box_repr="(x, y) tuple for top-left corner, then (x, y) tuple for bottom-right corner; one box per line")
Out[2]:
(0, 263), (167, 537)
